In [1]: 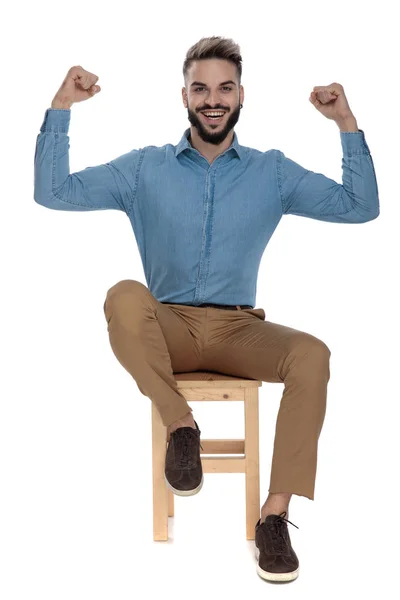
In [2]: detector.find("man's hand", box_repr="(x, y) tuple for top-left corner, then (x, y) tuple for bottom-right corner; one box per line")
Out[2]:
(51, 65), (101, 110)
(309, 83), (357, 128)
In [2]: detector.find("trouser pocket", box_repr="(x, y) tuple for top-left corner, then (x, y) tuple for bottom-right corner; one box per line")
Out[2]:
(243, 308), (266, 320)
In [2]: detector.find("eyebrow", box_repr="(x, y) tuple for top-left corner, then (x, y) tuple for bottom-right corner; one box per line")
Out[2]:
(190, 80), (237, 87)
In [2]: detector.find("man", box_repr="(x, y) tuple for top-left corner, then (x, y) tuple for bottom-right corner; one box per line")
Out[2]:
(34, 36), (380, 583)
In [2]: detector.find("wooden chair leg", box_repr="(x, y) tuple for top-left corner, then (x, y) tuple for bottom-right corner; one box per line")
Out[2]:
(168, 488), (174, 517)
(152, 404), (169, 541)
(244, 388), (260, 540)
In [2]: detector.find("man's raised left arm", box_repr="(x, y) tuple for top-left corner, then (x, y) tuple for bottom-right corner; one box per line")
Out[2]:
(277, 83), (380, 223)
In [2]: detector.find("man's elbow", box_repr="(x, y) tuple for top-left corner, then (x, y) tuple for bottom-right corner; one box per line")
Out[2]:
(363, 206), (380, 222)
(34, 192), (64, 210)
(34, 193), (52, 209)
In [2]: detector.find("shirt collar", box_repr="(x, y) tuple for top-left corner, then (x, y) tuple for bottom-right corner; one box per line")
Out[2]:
(175, 127), (244, 161)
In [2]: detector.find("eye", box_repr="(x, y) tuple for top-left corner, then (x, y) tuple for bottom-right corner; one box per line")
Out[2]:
(193, 86), (233, 92)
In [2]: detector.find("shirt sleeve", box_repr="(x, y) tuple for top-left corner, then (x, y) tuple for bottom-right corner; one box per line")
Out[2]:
(34, 108), (141, 214)
(276, 129), (380, 223)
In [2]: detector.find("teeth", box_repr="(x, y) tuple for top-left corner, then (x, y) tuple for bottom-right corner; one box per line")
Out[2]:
(203, 112), (224, 117)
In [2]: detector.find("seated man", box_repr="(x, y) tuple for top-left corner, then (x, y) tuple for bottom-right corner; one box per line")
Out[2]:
(34, 35), (380, 583)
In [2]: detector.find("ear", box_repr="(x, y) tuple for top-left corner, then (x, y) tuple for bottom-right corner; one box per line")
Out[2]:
(240, 84), (244, 106)
(182, 87), (188, 109)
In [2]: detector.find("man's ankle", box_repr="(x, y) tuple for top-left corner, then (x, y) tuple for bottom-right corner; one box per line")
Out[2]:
(260, 508), (289, 523)
(168, 413), (196, 435)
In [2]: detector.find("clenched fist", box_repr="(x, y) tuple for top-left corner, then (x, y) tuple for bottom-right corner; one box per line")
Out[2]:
(51, 65), (101, 109)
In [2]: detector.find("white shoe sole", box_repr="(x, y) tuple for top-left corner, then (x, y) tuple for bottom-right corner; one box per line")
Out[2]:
(255, 547), (299, 582)
(164, 473), (204, 497)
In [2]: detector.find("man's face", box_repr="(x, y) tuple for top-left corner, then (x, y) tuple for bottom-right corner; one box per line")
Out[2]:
(183, 59), (243, 146)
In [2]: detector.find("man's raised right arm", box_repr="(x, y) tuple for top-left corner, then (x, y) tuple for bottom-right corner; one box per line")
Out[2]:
(34, 66), (140, 215)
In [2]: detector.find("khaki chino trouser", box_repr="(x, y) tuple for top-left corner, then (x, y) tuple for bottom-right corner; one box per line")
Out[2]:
(103, 279), (331, 501)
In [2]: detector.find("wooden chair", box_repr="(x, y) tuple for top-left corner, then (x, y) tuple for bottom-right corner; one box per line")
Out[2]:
(151, 371), (262, 541)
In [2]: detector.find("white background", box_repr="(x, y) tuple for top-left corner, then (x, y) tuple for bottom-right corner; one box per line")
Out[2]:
(1, 0), (399, 597)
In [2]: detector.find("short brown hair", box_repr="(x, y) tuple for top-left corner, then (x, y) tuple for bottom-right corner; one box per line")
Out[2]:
(183, 36), (242, 85)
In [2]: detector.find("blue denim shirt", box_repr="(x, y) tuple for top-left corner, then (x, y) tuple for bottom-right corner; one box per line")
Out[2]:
(34, 108), (380, 307)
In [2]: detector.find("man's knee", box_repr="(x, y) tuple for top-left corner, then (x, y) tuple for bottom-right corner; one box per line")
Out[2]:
(103, 279), (148, 316)
(106, 279), (147, 300)
(289, 333), (331, 364)
(281, 334), (331, 385)
(308, 336), (331, 357)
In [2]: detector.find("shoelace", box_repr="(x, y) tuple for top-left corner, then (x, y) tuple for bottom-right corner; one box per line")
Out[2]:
(174, 428), (204, 469)
(259, 511), (299, 555)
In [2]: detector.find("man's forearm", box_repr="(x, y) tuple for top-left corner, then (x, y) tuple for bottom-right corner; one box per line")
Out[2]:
(51, 101), (72, 110)
(336, 115), (359, 132)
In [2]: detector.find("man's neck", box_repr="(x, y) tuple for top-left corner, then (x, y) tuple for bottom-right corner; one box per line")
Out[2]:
(188, 127), (234, 165)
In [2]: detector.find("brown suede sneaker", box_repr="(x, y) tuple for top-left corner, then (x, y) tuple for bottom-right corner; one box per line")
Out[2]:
(255, 512), (300, 582)
(164, 421), (204, 496)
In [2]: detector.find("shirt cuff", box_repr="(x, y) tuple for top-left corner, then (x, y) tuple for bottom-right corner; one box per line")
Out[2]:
(40, 108), (71, 133)
(340, 128), (371, 155)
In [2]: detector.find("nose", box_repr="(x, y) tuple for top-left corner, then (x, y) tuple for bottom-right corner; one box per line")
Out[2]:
(206, 90), (222, 107)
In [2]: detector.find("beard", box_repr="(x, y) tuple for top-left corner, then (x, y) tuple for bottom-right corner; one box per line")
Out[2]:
(187, 103), (241, 146)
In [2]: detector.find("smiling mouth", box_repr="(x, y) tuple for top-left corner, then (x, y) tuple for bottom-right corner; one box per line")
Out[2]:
(200, 111), (226, 124)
